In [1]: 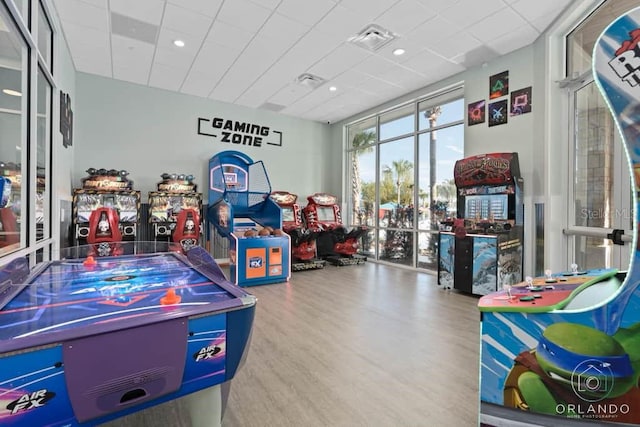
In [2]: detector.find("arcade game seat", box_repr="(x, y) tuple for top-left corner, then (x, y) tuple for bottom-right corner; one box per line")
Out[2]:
(302, 193), (367, 266)
(270, 191), (325, 271)
(171, 208), (201, 254)
(86, 207), (123, 257)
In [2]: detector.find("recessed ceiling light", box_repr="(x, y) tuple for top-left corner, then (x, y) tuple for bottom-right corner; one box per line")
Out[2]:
(173, 39), (185, 47)
(393, 48), (405, 56)
(329, 86), (337, 92)
(2, 89), (22, 97)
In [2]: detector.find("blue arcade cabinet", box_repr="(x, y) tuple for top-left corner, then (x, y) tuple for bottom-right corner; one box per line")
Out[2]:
(207, 151), (291, 287)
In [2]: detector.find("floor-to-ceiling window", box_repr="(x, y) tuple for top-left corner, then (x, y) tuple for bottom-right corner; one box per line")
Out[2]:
(346, 86), (464, 270)
(563, 0), (637, 271)
(0, 0), (54, 263)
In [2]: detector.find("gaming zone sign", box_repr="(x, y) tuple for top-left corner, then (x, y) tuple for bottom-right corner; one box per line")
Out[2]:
(197, 116), (283, 148)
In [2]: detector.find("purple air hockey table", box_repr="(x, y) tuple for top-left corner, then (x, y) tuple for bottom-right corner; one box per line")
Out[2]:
(0, 245), (256, 426)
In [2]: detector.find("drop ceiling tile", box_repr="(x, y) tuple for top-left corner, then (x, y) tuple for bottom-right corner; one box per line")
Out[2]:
(77, 0), (107, 8)
(180, 70), (219, 97)
(259, 13), (310, 47)
(167, 0), (223, 17)
(351, 54), (399, 78)
(424, 31), (482, 60)
(111, 34), (154, 67)
(153, 46), (196, 74)
(149, 62), (188, 91)
(314, 4), (374, 40)
(163, 3), (214, 39)
(488, 23), (539, 55)
(268, 83), (314, 106)
(528, 9), (566, 33)
(308, 43), (371, 80)
(190, 42), (239, 75)
(205, 20), (256, 50)
(55, 0), (108, 31)
(217, 0), (273, 33)
(400, 49), (449, 73)
(110, 0), (164, 25)
(74, 54), (111, 77)
(413, 0), (460, 13)
(62, 21), (110, 54)
(276, 0), (336, 26)
(467, 8), (528, 43)
(377, 65), (426, 88)
(113, 64), (150, 85)
(406, 15), (463, 46)
(375, 0), (436, 35)
(338, 0), (399, 21)
(331, 69), (378, 89)
(438, 0), (507, 28)
(248, 0), (281, 9)
(156, 27), (205, 55)
(511, 0), (571, 23)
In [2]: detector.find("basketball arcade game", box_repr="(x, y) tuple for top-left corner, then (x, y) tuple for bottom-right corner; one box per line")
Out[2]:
(72, 168), (140, 249)
(302, 193), (367, 266)
(207, 151), (290, 287)
(438, 152), (524, 296)
(270, 191), (325, 271)
(148, 173), (203, 253)
(478, 8), (640, 425)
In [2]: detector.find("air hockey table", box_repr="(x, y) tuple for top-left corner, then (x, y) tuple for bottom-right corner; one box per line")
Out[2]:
(0, 245), (256, 426)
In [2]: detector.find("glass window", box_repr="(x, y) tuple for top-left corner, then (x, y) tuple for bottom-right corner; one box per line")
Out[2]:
(36, 66), (50, 241)
(37, 1), (53, 70)
(379, 137), (414, 230)
(0, 6), (28, 254)
(11, 0), (29, 27)
(347, 117), (376, 150)
(418, 98), (464, 131)
(348, 144), (376, 227)
(379, 104), (414, 141)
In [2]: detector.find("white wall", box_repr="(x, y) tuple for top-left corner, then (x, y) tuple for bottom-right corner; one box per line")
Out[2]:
(74, 74), (334, 202)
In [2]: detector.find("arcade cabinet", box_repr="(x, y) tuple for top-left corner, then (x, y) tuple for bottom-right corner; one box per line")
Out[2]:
(148, 173), (203, 253)
(303, 193), (367, 266)
(72, 168), (140, 251)
(0, 176), (18, 249)
(86, 207), (123, 257)
(479, 9), (640, 425)
(270, 191), (325, 271)
(438, 152), (524, 296)
(207, 151), (291, 287)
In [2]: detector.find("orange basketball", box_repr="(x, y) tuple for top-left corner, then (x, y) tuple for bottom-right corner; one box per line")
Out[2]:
(272, 228), (284, 236)
(244, 229), (257, 237)
(258, 228), (271, 236)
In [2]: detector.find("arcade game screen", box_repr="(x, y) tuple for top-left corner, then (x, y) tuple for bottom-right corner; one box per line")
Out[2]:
(282, 207), (295, 222)
(317, 206), (336, 222)
(465, 194), (508, 220)
(149, 195), (201, 222)
(75, 193), (138, 223)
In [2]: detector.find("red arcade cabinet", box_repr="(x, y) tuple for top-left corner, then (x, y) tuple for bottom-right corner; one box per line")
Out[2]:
(303, 193), (367, 266)
(270, 191), (325, 271)
(86, 207), (123, 257)
(148, 173), (203, 251)
(0, 176), (18, 249)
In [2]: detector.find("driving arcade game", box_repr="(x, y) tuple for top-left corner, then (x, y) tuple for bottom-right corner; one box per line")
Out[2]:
(478, 7), (640, 425)
(303, 193), (367, 266)
(207, 151), (291, 287)
(270, 191), (325, 271)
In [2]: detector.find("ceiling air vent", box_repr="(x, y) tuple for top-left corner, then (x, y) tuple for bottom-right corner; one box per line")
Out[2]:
(348, 24), (396, 52)
(295, 73), (326, 89)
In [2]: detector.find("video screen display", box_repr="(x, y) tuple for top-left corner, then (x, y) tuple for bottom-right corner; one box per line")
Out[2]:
(316, 206), (336, 222)
(465, 194), (508, 220)
(282, 207), (295, 222)
(75, 192), (139, 223)
(149, 194), (201, 222)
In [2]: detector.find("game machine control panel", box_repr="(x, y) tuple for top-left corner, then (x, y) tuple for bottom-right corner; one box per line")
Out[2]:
(207, 150), (291, 287)
(302, 193), (367, 266)
(72, 168), (140, 250)
(438, 152), (524, 296)
(148, 173), (203, 253)
(270, 191), (325, 271)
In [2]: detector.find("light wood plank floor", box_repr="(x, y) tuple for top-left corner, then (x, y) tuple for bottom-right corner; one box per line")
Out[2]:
(223, 263), (480, 427)
(105, 262), (480, 427)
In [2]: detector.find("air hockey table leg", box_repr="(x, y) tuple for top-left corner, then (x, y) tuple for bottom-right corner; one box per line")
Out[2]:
(181, 384), (224, 427)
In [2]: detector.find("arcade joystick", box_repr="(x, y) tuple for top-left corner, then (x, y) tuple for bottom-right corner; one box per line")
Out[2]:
(160, 288), (181, 305)
(544, 269), (557, 283)
(83, 256), (97, 267)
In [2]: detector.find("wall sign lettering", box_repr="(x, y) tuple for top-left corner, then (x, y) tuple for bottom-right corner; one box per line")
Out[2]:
(197, 117), (283, 147)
